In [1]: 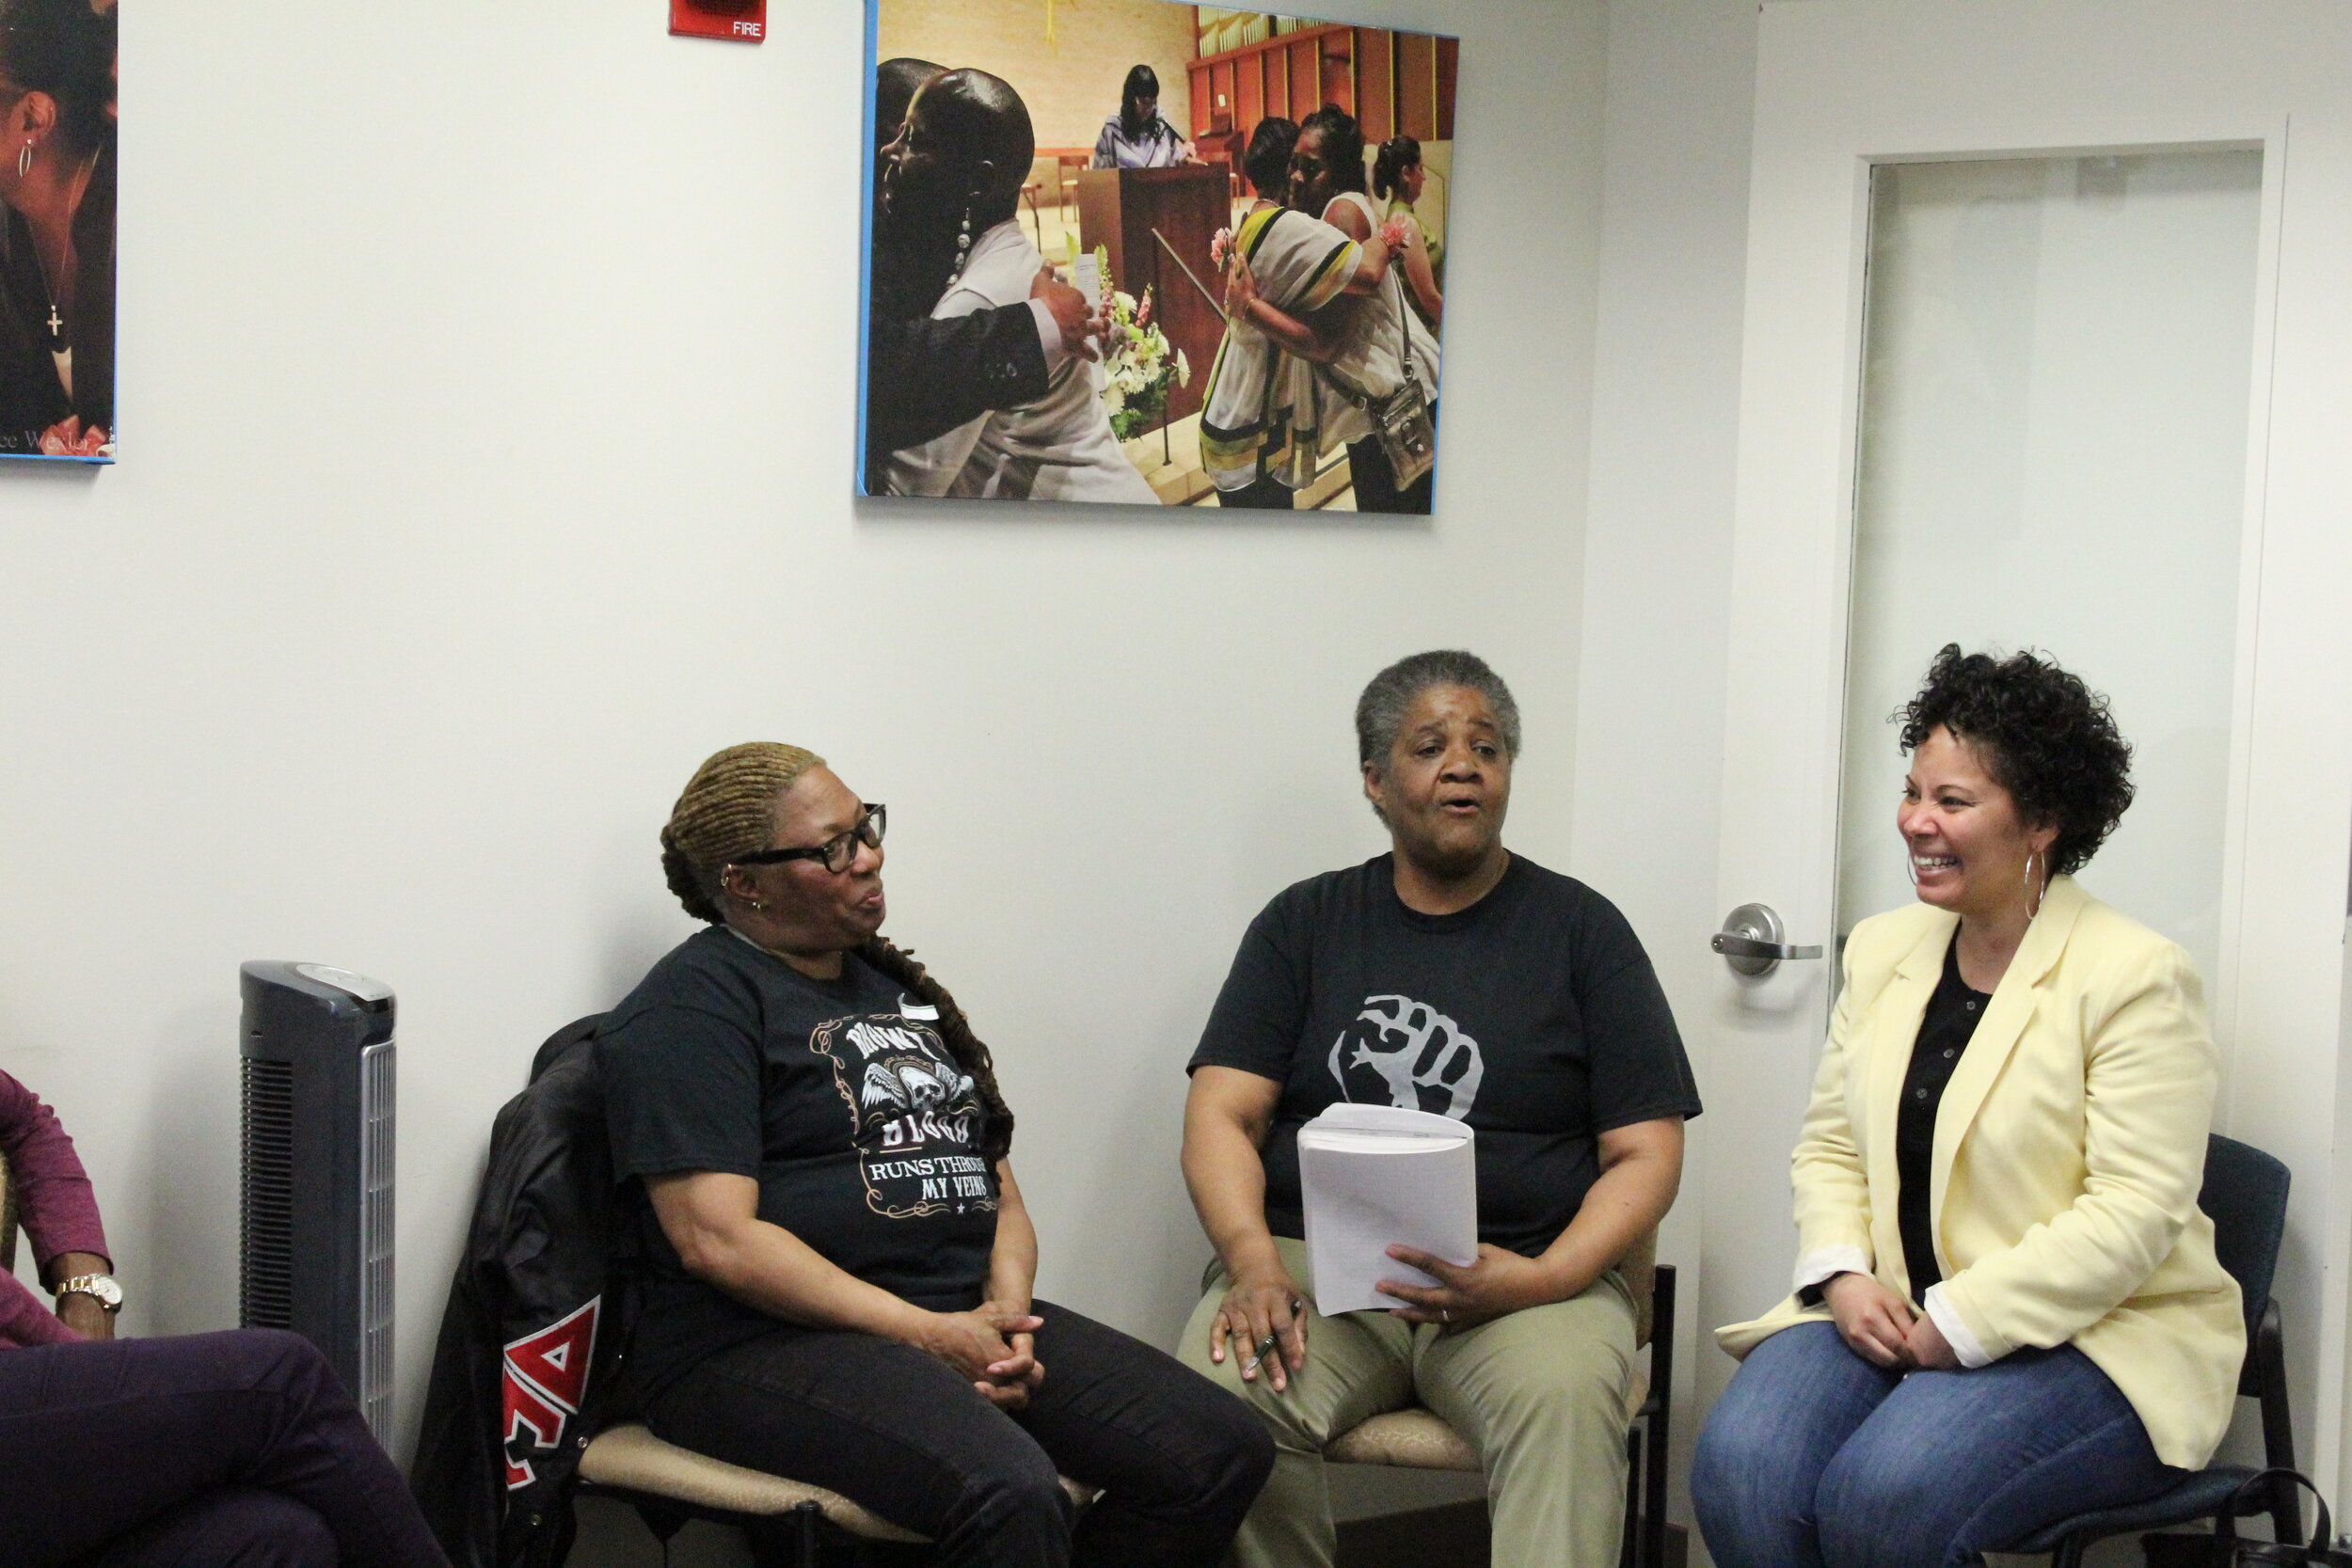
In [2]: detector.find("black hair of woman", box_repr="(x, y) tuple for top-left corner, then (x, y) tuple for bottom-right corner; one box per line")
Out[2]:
(0, 0), (115, 155)
(1243, 117), (1297, 202)
(1299, 103), (1367, 195)
(1120, 63), (1161, 136)
(1897, 642), (2135, 877)
(1374, 135), (1422, 200)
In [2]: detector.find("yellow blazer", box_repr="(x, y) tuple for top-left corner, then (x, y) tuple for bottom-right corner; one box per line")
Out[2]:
(1716, 875), (2244, 1468)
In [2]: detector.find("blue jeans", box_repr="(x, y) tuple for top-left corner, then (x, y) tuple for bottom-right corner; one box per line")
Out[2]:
(1692, 1322), (2185, 1568)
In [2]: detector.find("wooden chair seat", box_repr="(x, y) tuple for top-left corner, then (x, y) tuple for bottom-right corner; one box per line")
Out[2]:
(1324, 1406), (1478, 1472)
(580, 1421), (1096, 1545)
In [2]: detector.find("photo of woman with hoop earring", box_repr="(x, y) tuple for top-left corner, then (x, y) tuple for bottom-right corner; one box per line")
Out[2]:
(0, 0), (116, 460)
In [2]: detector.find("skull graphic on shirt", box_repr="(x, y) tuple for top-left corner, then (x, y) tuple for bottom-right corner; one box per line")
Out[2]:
(1328, 993), (1484, 1118)
(811, 1014), (993, 1219)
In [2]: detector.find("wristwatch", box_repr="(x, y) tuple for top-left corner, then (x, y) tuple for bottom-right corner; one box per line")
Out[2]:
(54, 1274), (122, 1313)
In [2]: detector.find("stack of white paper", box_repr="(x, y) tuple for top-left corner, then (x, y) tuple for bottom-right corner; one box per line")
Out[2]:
(1297, 1103), (1477, 1314)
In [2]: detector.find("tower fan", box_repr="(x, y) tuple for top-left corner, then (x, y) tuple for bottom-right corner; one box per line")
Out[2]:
(239, 961), (398, 1439)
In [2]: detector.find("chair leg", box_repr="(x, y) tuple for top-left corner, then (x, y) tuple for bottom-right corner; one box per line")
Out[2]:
(745, 1502), (826, 1568)
(1645, 1265), (1677, 1568)
(2255, 1299), (2301, 1545)
(2050, 1531), (2090, 1568)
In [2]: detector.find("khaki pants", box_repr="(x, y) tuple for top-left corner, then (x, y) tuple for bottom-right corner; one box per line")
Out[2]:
(1178, 1237), (1636, 1568)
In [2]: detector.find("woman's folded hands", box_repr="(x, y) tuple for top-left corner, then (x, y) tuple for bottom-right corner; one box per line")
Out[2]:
(1823, 1272), (1959, 1370)
(908, 1301), (1047, 1410)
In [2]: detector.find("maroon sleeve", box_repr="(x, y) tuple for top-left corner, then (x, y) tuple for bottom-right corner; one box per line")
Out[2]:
(0, 1270), (80, 1348)
(0, 1069), (111, 1274)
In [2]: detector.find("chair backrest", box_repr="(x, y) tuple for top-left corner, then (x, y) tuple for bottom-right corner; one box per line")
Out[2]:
(2200, 1132), (2290, 1344)
(0, 1144), (16, 1275)
(1621, 1227), (1658, 1349)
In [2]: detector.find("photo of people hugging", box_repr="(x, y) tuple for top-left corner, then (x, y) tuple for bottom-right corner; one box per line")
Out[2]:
(859, 0), (1454, 514)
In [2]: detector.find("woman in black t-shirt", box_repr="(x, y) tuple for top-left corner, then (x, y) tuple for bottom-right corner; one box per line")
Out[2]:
(598, 742), (1270, 1568)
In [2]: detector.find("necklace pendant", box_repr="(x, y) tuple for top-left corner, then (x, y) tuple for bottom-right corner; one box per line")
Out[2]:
(44, 301), (62, 340)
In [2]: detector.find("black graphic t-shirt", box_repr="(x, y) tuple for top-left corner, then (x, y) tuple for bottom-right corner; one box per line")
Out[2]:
(598, 926), (1002, 1398)
(1188, 854), (1701, 1259)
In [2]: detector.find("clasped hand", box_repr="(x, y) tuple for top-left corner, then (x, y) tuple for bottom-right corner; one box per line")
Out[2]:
(1821, 1272), (1957, 1370)
(1030, 265), (1105, 364)
(914, 1301), (1045, 1411)
(1221, 253), (1260, 325)
(1377, 1243), (1551, 1332)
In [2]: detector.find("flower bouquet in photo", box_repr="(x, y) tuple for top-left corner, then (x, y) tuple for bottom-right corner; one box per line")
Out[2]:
(1092, 245), (1191, 440)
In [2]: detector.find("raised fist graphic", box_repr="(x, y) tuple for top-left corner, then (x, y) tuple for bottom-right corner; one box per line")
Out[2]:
(1327, 993), (1484, 1117)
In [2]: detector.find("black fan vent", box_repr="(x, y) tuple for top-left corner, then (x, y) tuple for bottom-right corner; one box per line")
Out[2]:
(240, 1056), (295, 1329)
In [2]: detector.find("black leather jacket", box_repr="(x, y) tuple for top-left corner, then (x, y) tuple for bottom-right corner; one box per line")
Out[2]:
(411, 1018), (636, 1568)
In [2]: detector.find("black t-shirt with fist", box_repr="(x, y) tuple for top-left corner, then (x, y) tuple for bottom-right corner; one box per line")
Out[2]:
(1188, 853), (1701, 1259)
(599, 926), (1002, 1399)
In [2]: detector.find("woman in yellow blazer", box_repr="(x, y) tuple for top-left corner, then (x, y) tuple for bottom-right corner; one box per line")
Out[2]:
(1691, 646), (2243, 1568)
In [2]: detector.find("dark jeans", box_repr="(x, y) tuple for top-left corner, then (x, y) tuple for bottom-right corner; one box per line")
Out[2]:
(0, 1328), (449, 1568)
(645, 1298), (1274, 1568)
(1344, 401), (1436, 515)
(1219, 471), (1295, 510)
(1691, 1322), (2185, 1568)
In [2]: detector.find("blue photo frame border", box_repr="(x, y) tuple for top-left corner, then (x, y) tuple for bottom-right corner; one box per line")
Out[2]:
(852, 0), (881, 495)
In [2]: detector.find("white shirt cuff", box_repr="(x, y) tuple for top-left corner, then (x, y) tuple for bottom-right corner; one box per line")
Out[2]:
(1792, 1244), (1871, 1295)
(1026, 297), (1068, 374)
(1923, 1284), (1994, 1368)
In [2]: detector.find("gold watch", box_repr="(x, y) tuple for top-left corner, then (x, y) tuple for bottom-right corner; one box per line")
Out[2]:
(55, 1274), (122, 1313)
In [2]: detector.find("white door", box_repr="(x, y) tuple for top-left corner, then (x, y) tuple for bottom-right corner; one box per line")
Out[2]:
(1699, 0), (2352, 1508)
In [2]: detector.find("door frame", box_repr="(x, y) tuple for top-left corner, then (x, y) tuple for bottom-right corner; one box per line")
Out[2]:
(1702, 0), (2352, 1500)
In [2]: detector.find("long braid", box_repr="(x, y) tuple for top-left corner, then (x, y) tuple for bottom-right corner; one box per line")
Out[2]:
(857, 936), (1014, 1162)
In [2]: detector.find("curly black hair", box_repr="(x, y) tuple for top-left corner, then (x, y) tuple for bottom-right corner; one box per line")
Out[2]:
(1897, 643), (2134, 878)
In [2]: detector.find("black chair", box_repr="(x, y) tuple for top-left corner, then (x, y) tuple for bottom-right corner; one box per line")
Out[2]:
(2009, 1133), (2297, 1567)
(1628, 1262), (1677, 1568)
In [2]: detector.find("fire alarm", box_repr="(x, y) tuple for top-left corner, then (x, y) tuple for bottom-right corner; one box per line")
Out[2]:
(671, 0), (766, 42)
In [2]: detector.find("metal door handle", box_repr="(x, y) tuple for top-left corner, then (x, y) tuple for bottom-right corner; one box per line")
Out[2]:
(1713, 903), (1822, 976)
(1710, 934), (1823, 961)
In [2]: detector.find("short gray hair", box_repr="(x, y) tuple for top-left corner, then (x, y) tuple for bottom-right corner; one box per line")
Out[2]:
(1355, 651), (1522, 766)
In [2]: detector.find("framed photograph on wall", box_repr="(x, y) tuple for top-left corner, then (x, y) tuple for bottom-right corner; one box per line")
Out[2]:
(857, 0), (1457, 514)
(0, 0), (116, 463)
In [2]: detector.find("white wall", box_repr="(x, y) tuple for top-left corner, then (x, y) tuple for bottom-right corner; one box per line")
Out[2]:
(1571, 0), (1756, 1537)
(0, 0), (1610, 1477)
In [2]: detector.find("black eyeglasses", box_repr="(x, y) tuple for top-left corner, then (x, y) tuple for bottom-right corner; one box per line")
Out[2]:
(729, 804), (886, 876)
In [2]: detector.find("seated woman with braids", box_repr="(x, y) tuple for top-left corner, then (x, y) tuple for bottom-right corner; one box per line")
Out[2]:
(597, 744), (1273, 1568)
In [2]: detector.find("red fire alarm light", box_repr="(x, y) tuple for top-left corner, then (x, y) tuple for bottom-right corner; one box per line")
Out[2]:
(671, 0), (766, 42)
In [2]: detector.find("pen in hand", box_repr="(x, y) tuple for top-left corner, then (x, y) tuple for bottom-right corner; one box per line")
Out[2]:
(1242, 1333), (1279, 1378)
